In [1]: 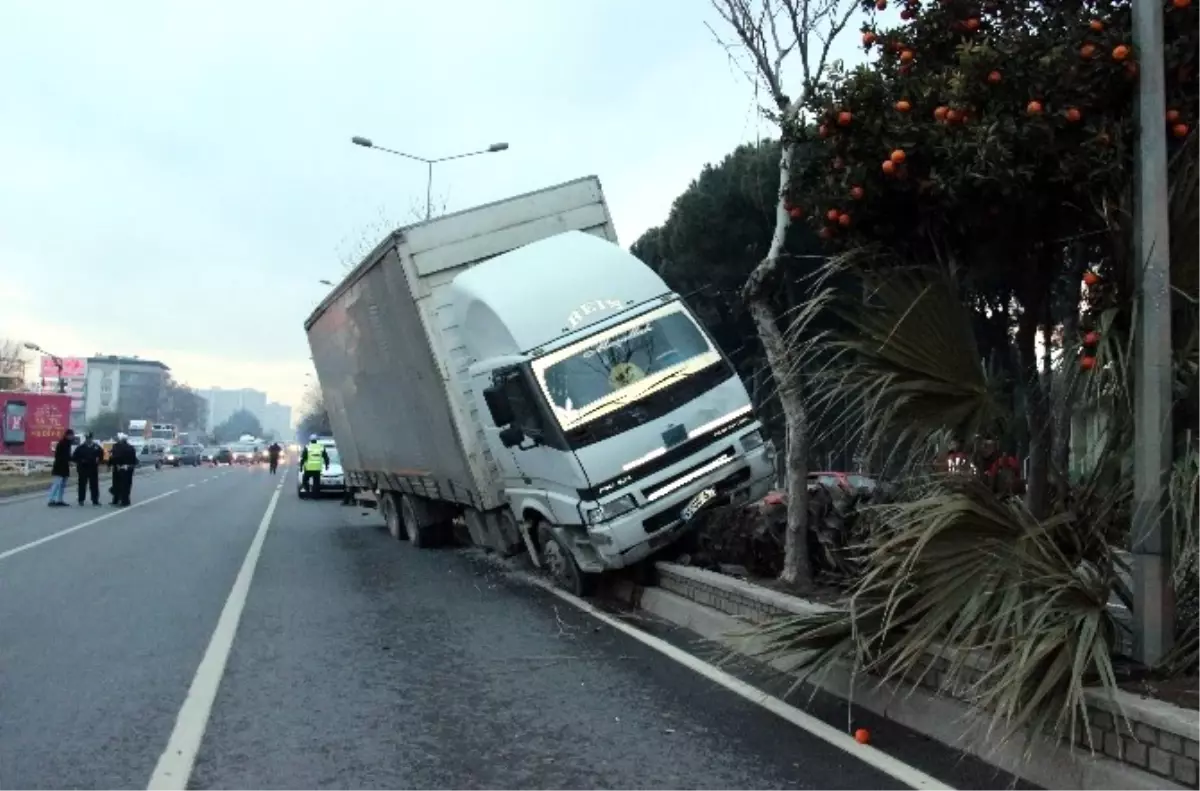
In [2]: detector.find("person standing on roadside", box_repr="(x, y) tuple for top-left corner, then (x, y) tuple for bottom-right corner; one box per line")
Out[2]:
(108, 432), (139, 507)
(73, 431), (105, 506)
(300, 434), (329, 497)
(47, 428), (75, 507)
(267, 441), (282, 475)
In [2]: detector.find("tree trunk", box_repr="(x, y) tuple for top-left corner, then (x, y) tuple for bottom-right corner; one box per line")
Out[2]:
(1017, 303), (1051, 519)
(743, 139), (812, 590)
(1053, 243), (1087, 498)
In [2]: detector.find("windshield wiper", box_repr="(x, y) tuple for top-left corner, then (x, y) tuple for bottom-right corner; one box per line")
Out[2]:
(570, 393), (632, 425)
(642, 367), (688, 395)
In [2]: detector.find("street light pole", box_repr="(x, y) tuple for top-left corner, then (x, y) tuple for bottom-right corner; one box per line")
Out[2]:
(23, 342), (66, 394)
(350, 136), (510, 221)
(1130, 0), (1174, 667)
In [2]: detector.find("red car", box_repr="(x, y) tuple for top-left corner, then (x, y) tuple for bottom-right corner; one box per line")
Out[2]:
(806, 471), (878, 495)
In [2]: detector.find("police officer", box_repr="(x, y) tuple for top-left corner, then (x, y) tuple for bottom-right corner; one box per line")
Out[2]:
(299, 434), (329, 497)
(73, 432), (105, 506)
(108, 432), (139, 506)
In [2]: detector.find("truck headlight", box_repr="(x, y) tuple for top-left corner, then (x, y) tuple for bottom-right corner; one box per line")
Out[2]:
(740, 430), (764, 452)
(584, 494), (638, 525)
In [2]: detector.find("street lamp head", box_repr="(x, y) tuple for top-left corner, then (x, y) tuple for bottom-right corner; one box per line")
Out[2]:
(23, 342), (41, 352)
(351, 136), (374, 148)
(488, 142), (510, 152)
(319, 279), (334, 286)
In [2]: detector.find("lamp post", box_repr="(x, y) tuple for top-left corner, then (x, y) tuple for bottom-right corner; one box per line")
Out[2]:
(1130, 0), (1174, 667)
(350, 136), (510, 220)
(23, 342), (66, 394)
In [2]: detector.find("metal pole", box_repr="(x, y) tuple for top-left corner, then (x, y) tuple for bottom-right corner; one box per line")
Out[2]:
(425, 161), (434, 221)
(1130, 0), (1174, 667)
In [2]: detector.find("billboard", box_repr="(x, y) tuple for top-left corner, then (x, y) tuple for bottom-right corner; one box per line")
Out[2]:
(40, 356), (87, 379)
(0, 391), (72, 458)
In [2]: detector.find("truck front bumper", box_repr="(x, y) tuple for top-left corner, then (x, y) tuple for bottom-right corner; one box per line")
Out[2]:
(584, 440), (775, 570)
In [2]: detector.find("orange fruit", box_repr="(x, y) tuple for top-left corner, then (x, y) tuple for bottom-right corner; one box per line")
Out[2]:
(882, 159), (897, 175)
(1083, 271), (1100, 286)
(838, 213), (852, 227)
(1173, 123), (1190, 138)
(890, 149), (906, 164)
(819, 125), (829, 139)
(854, 728), (870, 744)
(1080, 43), (1097, 59)
(838, 110), (853, 126)
(876, 0), (887, 9)
(1027, 100), (1044, 115)
(1089, 19), (1104, 32)
(1167, 109), (1181, 123)
(934, 105), (949, 121)
(965, 17), (980, 31)
(987, 70), (1002, 84)
(788, 206), (804, 219)
(826, 208), (840, 222)
(1112, 44), (1131, 61)
(1065, 107), (1082, 123)
(850, 186), (865, 200)
(1080, 356), (1097, 371)
(895, 99), (912, 112)
(946, 108), (962, 124)
(818, 226), (834, 240)
(1173, 0), (1190, 8)
(863, 31), (877, 46)
(1084, 330), (1101, 346)
(900, 49), (915, 63)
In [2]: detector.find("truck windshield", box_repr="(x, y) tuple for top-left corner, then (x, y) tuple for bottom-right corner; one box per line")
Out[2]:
(532, 301), (721, 430)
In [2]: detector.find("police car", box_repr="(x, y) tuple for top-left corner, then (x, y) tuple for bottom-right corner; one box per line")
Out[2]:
(296, 437), (346, 500)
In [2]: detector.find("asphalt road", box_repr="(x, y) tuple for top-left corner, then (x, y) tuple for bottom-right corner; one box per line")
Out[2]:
(0, 462), (1006, 790)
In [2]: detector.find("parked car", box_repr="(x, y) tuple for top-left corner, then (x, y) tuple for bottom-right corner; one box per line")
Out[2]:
(296, 439), (348, 502)
(199, 447), (218, 464)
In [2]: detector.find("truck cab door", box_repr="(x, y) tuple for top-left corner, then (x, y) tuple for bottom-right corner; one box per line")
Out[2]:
(486, 366), (587, 525)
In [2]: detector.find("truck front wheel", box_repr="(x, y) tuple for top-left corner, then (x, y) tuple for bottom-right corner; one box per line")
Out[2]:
(538, 525), (596, 598)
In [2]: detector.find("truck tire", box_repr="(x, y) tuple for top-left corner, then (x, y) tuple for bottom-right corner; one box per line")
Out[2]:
(381, 493), (406, 541)
(537, 524), (596, 597)
(400, 494), (437, 549)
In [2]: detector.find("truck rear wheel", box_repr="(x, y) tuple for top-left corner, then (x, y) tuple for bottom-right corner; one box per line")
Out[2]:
(381, 493), (407, 541)
(537, 525), (596, 598)
(401, 494), (437, 549)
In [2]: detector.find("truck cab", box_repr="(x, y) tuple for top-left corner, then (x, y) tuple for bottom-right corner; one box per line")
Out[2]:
(455, 232), (775, 591)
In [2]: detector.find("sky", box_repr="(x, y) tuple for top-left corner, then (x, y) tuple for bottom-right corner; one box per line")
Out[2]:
(0, 0), (864, 414)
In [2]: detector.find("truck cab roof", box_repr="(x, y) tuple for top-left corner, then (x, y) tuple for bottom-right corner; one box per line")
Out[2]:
(449, 231), (669, 359)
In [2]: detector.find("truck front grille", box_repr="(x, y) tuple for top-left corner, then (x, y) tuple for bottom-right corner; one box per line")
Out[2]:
(641, 466), (752, 534)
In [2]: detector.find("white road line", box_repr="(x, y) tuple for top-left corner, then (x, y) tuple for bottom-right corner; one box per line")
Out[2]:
(186, 484), (196, 489)
(0, 490), (181, 561)
(147, 484), (283, 790)
(520, 573), (954, 791)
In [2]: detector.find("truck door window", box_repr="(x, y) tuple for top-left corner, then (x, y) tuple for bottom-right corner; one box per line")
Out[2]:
(501, 375), (542, 437)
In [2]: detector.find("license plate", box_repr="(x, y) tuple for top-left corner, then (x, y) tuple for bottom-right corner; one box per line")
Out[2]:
(680, 487), (717, 522)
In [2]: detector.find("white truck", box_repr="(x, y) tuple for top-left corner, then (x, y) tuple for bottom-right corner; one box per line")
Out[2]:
(305, 176), (775, 594)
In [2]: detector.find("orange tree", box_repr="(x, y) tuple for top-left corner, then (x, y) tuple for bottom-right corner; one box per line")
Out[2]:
(786, 0), (1198, 514)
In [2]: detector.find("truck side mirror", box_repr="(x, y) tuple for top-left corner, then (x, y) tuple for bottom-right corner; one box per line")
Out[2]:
(498, 425), (525, 448)
(483, 386), (514, 427)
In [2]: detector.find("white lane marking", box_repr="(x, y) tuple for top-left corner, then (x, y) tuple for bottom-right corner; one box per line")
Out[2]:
(186, 484), (196, 489)
(147, 484), (283, 790)
(0, 490), (181, 561)
(520, 574), (953, 791)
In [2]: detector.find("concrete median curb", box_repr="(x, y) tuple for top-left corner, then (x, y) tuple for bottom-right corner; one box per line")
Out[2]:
(610, 563), (1193, 791)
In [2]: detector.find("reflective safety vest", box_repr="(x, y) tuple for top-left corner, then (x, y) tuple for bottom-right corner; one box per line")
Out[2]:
(304, 443), (325, 471)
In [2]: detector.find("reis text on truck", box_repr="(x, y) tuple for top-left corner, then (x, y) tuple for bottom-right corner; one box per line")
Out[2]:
(305, 176), (775, 594)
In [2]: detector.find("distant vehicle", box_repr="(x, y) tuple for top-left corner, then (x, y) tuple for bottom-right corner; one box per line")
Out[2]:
(228, 444), (257, 464)
(136, 445), (165, 471)
(296, 438), (347, 502)
(200, 447), (218, 464)
(306, 176), (775, 595)
(165, 445), (203, 467)
(214, 448), (234, 465)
